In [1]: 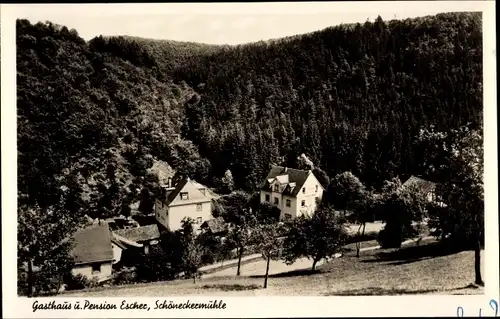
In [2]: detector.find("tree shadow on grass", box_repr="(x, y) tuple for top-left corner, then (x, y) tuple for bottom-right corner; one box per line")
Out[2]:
(249, 268), (321, 279)
(322, 283), (483, 296)
(361, 242), (463, 265)
(201, 284), (261, 291)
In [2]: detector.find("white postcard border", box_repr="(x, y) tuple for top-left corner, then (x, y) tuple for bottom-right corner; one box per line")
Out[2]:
(1, 1), (498, 318)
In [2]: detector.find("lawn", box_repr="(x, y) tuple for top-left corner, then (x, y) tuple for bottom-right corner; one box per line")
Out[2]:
(63, 240), (484, 297)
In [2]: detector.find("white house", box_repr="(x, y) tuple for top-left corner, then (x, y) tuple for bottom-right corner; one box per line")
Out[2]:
(260, 166), (325, 220)
(154, 178), (213, 232)
(70, 223), (115, 281)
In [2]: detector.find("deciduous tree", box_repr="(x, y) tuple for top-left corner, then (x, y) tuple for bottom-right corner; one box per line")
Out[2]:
(282, 207), (348, 271)
(251, 223), (283, 288)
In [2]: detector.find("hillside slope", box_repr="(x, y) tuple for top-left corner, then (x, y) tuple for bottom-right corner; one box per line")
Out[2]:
(17, 12), (483, 219)
(173, 12), (483, 189)
(17, 20), (209, 218)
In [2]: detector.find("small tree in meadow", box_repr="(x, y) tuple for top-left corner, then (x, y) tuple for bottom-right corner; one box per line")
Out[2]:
(179, 218), (203, 283)
(218, 191), (257, 275)
(353, 190), (380, 257)
(282, 207), (348, 271)
(251, 223), (283, 288)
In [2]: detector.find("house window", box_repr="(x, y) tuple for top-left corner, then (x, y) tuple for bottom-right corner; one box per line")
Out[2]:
(315, 185), (318, 192)
(301, 200), (306, 207)
(91, 263), (101, 274)
(180, 192), (189, 200)
(196, 217), (203, 224)
(286, 199), (291, 207)
(274, 197), (279, 205)
(274, 185), (279, 192)
(284, 213), (292, 220)
(265, 194), (270, 202)
(302, 187), (305, 193)
(196, 203), (202, 211)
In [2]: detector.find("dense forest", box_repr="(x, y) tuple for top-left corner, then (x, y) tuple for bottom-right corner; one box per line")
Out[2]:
(17, 11), (482, 221)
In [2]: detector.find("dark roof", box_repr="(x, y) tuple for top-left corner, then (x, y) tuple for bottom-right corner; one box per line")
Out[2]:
(261, 166), (310, 197)
(110, 236), (127, 250)
(201, 217), (227, 234)
(158, 178), (189, 204)
(192, 181), (220, 200)
(113, 224), (161, 243)
(71, 223), (114, 265)
(402, 176), (436, 194)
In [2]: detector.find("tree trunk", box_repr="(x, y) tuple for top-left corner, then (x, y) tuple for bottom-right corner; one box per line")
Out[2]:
(263, 255), (271, 289)
(193, 274), (196, 284)
(56, 275), (63, 295)
(27, 258), (34, 298)
(355, 223), (366, 258)
(474, 233), (483, 286)
(312, 259), (318, 271)
(236, 247), (243, 276)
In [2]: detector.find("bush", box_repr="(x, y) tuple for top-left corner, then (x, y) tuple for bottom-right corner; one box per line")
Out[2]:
(135, 245), (180, 282)
(63, 273), (98, 291)
(377, 226), (403, 248)
(112, 267), (137, 285)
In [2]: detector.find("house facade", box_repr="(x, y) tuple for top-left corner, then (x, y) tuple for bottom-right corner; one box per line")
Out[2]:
(260, 166), (325, 220)
(70, 223), (114, 281)
(155, 178), (213, 232)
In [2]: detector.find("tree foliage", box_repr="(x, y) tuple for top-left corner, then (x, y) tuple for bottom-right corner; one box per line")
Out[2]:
(251, 223), (283, 288)
(324, 171), (366, 210)
(282, 207), (348, 270)
(417, 126), (484, 245)
(377, 179), (428, 248)
(17, 196), (88, 296)
(416, 125), (484, 284)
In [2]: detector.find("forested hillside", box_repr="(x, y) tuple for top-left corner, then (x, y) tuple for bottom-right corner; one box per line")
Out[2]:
(172, 12), (483, 190)
(17, 12), (483, 219)
(17, 20), (210, 220)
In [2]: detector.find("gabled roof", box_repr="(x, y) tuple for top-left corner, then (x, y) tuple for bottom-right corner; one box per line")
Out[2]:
(191, 181), (221, 200)
(402, 175), (436, 194)
(201, 217), (227, 234)
(159, 178), (211, 206)
(262, 166), (311, 197)
(110, 236), (128, 249)
(160, 178), (189, 204)
(70, 223), (114, 265)
(113, 224), (161, 243)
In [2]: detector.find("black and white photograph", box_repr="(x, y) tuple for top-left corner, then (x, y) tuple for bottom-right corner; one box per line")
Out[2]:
(1, 1), (498, 316)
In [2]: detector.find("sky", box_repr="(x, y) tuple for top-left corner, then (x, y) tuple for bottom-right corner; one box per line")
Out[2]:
(8, 2), (480, 45)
